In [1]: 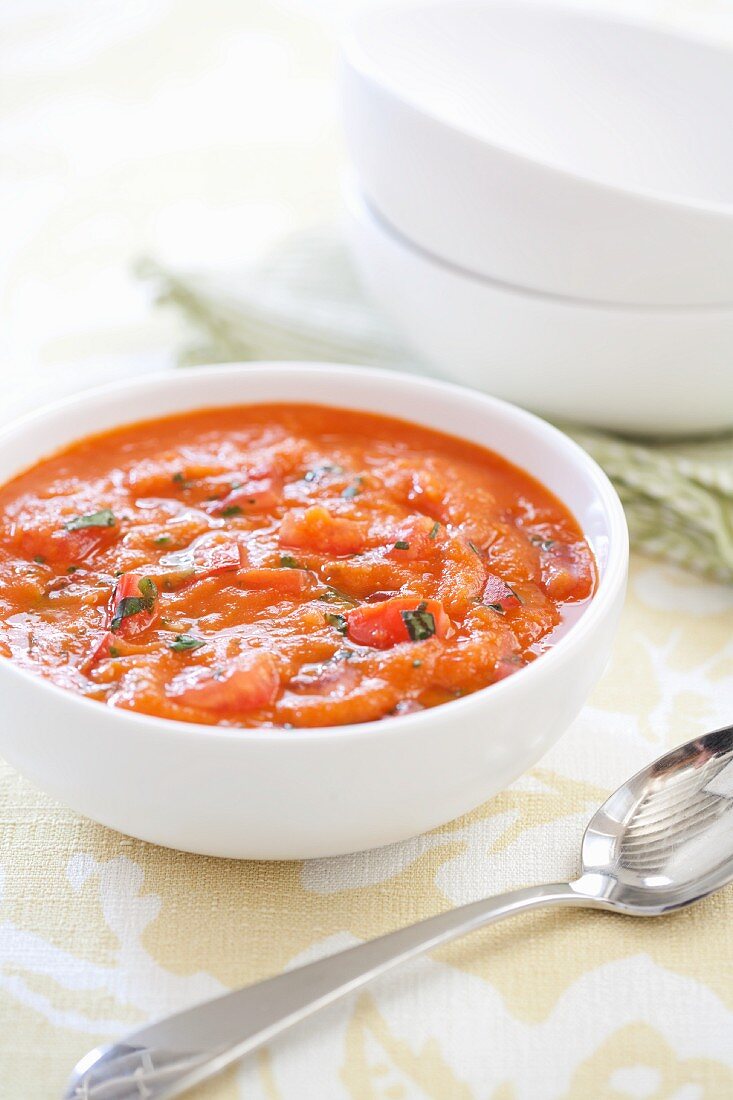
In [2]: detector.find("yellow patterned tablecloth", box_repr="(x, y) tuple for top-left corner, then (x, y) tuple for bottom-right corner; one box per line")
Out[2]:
(2, 2), (733, 1097)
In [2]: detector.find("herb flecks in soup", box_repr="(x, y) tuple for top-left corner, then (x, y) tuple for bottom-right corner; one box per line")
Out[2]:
(0, 405), (595, 727)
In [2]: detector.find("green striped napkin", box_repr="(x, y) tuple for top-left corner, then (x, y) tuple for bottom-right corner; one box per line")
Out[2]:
(143, 230), (733, 583)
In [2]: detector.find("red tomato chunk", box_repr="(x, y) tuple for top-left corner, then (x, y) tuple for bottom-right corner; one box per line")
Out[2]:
(0, 404), (596, 728)
(482, 573), (522, 613)
(279, 505), (366, 556)
(346, 597), (453, 649)
(109, 573), (160, 639)
(168, 651), (279, 715)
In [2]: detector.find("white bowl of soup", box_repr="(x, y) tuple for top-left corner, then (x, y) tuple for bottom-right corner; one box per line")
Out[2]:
(0, 364), (627, 858)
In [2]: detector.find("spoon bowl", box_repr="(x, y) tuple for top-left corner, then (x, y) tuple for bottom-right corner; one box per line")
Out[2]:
(581, 725), (733, 912)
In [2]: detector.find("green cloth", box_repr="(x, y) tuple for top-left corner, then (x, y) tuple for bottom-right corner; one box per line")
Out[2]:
(143, 231), (733, 583)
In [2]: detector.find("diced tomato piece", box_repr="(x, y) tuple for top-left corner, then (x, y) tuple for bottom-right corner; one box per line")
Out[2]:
(193, 541), (242, 578)
(345, 596), (452, 649)
(79, 631), (115, 676)
(540, 541), (596, 601)
(279, 506), (366, 556)
(384, 514), (437, 562)
(237, 567), (314, 595)
(208, 476), (280, 516)
(482, 573), (522, 612)
(17, 524), (117, 570)
(168, 650), (279, 714)
(383, 463), (449, 512)
(486, 522), (541, 584)
(108, 572), (160, 639)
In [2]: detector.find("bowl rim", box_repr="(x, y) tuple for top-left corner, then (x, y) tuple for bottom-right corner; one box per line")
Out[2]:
(0, 361), (629, 747)
(343, 0), (733, 220)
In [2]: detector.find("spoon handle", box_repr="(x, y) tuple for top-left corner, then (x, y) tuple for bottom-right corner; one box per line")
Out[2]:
(65, 880), (592, 1099)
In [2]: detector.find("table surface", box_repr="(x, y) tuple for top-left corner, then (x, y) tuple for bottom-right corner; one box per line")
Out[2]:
(2, 2), (733, 1097)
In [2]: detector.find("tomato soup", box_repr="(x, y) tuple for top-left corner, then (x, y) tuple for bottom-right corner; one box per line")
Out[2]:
(0, 404), (595, 728)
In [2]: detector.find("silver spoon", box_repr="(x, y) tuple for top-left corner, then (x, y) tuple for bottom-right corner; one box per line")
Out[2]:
(64, 724), (733, 1099)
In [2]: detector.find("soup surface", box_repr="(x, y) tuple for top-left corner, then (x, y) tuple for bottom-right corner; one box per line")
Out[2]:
(0, 404), (595, 727)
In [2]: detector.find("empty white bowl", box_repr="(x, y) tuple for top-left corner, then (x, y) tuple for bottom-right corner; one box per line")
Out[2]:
(345, 182), (733, 435)
(0, 363), (627, 859)
(342, 1), (733, 306)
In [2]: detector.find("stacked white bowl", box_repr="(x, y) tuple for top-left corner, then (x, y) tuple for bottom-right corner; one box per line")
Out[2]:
(340, 2), (733, 435)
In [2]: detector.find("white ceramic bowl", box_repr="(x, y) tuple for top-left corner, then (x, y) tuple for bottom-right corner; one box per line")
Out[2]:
(341, 1), (733, 307)
(0, 364), (627, 859)
(346, 183), (733, 436)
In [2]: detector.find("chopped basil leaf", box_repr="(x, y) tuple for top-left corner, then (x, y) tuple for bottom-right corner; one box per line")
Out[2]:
(109, 646), (120, 658)
(279, 554), (299, 569)
(64, 508), (116, 531)
(172, 472), (189, 488)
(393, 540), (410, 551)
(33, 555), (45, 565)
(169, 634), (206, 653)
(341, 476), (363, 500)
(428, 521), (440, 540)
(401, 602), (436, 642)
(221, 505), (243, 518)
(67, 566), (78, 574)
(530, 536), (556, 550)
(110, 598), (145, 631)
(486, 602), (505, 614)
(154, 535), (171, 546)
(110, 576), (158, 633)
(467, 540), (481, 556)
(325, 612), (348, 634)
